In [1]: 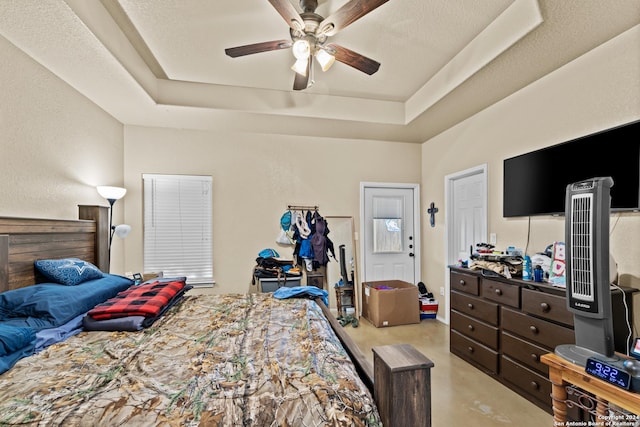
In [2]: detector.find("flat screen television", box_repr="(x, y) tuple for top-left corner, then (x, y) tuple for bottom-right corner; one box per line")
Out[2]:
(503, 120), (640, 217)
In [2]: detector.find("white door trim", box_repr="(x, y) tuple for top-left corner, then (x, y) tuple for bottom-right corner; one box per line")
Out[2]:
(443, 164), (488, 324)
(359, 182), (421, 284)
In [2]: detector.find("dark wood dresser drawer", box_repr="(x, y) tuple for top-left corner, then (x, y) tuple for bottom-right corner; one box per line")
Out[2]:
(501, 356), (551, 407)
(502, 307), (575, 349)
(501, 331), (550, 375)
(448, 266), (636, 416)
(451, 291), (499, 326)
(521, 288), (573, 326)
(450, 330), (499, 374)
(450, 271), (479, 295)
(481, 279), (520, 308)
(451, 310), (499, 349)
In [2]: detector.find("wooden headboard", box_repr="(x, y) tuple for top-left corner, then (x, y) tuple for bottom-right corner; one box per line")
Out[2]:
(0, 205), (109, 292)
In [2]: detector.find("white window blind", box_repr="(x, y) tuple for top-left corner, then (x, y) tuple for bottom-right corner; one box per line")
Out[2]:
(143, 174), (213, 285)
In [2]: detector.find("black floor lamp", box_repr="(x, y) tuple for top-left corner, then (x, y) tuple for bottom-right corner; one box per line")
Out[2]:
(96, 186), (130, 263)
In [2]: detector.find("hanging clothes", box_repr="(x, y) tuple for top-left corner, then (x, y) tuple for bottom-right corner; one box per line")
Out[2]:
(286, 207), (335, 269)
(276, 210), (294, 245)
(295, 211), (311, 239)
(310, 211), (336, 267)
(311, 213), (328, 265)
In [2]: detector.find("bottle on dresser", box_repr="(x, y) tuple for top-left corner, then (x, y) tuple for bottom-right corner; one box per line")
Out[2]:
(522, 255), (532, 281)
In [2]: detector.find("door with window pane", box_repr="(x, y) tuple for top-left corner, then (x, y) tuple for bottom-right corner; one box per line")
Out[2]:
(363, 186), (416, 283)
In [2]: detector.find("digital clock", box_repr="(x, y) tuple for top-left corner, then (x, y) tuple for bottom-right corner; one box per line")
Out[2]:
(585, 357), (631, 390)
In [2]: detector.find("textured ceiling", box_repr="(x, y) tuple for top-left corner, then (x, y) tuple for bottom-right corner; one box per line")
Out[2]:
(1, 0), (639, 143)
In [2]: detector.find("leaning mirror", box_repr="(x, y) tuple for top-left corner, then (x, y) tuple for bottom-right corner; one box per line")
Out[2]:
(325, 216), (359, 317)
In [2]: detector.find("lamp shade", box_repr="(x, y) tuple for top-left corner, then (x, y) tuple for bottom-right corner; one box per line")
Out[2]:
(114, 224), (131, 238)
(97, 186), (127, 201)
(316, 49), (335, 72)
(292, 39), (310, 60)
(291, 58), (309, 76)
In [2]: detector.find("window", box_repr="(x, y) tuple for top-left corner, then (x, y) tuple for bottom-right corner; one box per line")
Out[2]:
(143, 174), (213, 285)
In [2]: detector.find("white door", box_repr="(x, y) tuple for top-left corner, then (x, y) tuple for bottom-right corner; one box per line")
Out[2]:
(444, 165), (487, 324)
(362, 185), (418, 284)
(451, 172), (487, 262)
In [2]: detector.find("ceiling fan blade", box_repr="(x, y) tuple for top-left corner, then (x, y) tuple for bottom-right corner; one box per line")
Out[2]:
(317, 0), (390, 37)
(225, 40), (292, 58)
(293, 57), (311, 90)
(268, 0), (305, 31)
(327, 43), (380, 75)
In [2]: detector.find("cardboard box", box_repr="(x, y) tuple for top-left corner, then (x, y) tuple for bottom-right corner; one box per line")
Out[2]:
(362, 280), (420, 327)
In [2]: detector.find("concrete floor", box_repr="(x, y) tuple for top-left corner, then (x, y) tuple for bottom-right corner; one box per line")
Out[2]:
(343, 316), (553, 427)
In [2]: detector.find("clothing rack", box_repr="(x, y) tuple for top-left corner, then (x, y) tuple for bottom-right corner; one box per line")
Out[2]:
(287, 205), (319, 211)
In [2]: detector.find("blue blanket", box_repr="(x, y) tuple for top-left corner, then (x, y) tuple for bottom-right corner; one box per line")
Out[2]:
(0, 274), (134, 331)
(0, 324), (36, 374)
(0, 274), (134, 374)
(273, 286), (329, 307)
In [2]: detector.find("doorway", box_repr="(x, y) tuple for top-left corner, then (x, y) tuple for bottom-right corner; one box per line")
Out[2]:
(444, 164), (488, 324)
(360, 182), (421, 285)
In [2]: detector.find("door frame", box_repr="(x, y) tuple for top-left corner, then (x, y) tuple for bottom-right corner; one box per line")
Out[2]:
(443, 164), (488, 324)
(359, 182), (421, 284)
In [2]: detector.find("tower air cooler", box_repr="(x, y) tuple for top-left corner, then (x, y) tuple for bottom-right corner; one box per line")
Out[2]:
(555, 177), (617, 366)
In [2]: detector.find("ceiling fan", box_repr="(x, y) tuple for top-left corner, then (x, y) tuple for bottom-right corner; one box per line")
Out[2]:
(225, 0), (390, 91)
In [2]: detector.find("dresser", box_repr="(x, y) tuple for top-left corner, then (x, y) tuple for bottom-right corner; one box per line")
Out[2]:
(449, 267), (636, 413)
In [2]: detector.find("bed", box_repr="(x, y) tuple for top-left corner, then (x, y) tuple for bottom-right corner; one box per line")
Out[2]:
(0, 207), (433, 426)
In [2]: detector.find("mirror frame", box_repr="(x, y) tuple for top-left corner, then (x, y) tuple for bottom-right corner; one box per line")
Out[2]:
(325, 215), (359, 317)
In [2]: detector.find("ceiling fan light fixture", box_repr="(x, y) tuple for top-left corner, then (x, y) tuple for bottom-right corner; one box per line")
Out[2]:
(292, 39), (311, 60)
(291, 58), (308, 76)
(316, 48), (335, 72)
(225, 0), (390, 89)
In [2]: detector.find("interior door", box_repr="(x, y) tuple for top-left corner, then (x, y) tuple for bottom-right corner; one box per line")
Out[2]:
(362, 186), (416, 284)
(450, 171), (486, 263)
(444, 165), (487, 324)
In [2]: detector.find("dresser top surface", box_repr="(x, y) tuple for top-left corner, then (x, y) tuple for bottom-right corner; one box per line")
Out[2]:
(449, 266), (637, 297)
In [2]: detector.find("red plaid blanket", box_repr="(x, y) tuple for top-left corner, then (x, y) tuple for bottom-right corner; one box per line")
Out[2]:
(87, 280), (186, 320)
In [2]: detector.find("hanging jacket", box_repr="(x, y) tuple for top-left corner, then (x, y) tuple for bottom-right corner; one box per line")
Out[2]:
(311, 214), (329, 265)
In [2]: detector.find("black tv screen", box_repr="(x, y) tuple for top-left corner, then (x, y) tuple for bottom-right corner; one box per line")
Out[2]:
(503, 120), (640, 217)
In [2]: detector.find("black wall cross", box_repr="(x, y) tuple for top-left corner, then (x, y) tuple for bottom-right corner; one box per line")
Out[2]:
(427, 202), (438, 227)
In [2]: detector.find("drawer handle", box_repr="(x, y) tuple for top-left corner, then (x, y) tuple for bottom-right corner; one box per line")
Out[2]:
(468, 324), (474, 331)
(540, 302), (550, 312)
(495, 289), (502, 296)
(459, 280), (466, 286)
(529, 325), (539, 334)
(530, 353), (539, 362)
(467, 346), (474, 353)
(467, 303), (474, 309)
(530, 381), (539, 390)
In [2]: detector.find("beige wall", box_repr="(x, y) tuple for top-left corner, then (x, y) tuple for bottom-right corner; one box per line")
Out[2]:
(122, 127), (421, 294)
(0, 34), (127, 273)
(421, 25), (640, 325)
(2, 20), (640, 331)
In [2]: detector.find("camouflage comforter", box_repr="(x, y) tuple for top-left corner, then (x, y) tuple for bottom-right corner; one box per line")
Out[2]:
(0, 293), (381, 426)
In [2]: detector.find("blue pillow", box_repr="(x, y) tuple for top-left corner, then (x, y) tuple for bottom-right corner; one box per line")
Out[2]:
(35, 258), (104, 286)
